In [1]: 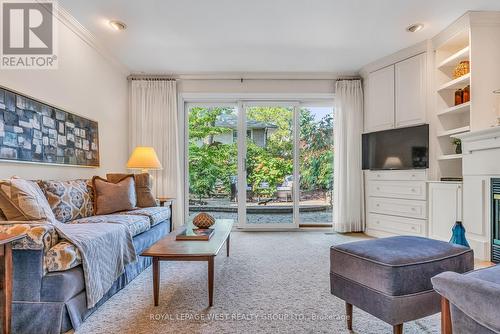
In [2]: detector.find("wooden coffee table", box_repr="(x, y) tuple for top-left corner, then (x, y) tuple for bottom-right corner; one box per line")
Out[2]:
(142, 219), (233, 307)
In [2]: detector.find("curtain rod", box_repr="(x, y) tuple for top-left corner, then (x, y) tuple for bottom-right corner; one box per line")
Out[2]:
(128, 77), (176, 81)
(127, 75), (361, 82)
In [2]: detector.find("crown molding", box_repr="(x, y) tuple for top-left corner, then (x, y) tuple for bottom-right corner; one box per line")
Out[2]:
(46, 0), (130, 75)
(359, 40), (428, 77)
(469, 11), (500, 27)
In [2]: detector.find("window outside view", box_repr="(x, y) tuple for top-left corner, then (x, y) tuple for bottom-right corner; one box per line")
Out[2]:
(187, 105), (334, 226)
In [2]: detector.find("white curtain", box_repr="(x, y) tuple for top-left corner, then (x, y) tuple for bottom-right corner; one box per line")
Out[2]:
(333, 80), (364, 232)
(129, 79), (183, 228)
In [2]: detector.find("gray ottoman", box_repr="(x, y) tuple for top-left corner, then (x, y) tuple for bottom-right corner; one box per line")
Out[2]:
(330, 236), (474, 334)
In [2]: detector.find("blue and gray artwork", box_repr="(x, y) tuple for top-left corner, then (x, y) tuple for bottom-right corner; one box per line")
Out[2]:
(0, 87), (99, 167)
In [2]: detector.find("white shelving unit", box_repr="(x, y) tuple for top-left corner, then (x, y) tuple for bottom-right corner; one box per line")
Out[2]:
(434, 28), (471, 178)
(437, 154), (463, 161)
(437, 46), (470, 69)
(437, 126), (470, 137)
(437, 102), (470, 117)
(437, 73), (470, 92)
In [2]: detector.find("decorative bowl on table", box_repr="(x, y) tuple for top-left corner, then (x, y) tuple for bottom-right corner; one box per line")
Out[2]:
(193, 213), (215, 229)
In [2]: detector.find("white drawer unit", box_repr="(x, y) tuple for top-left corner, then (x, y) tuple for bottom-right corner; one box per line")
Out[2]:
(367, 180), (426, 200)
(368, 197), (427, 220)
(366, 169), (427, 181)
(367, 213), (425, 236)
(364, 169), (428, 238)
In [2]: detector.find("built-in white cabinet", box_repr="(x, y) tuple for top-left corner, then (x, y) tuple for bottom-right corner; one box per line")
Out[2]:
(365, 169), (428, 238)
(395, 53), (427, 127)
(365, 65), (395, 132)
(462, 176), (488, 237)
(428, 182), (462, 242)
(364, 53), (427, 133)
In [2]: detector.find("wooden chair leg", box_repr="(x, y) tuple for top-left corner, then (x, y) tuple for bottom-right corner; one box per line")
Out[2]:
(441, 296), (452, 334)
(345, 302), (353, 330)
(393, 323), (403, 334)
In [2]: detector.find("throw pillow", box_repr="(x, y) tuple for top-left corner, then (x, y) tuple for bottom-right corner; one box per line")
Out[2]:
(39, 179), (94, 223)
(107, 173), (157, 207)
(92, 175), (137, 215)
(0, 177), (56, 222)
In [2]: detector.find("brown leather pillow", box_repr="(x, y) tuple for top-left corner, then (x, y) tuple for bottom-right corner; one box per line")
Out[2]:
(106, 173), (156, 208)
(92, 175), (137, 215)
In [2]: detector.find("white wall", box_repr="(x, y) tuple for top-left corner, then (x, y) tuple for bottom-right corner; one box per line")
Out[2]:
(178, 78), (335, 95)
(0, 17), (128, 180)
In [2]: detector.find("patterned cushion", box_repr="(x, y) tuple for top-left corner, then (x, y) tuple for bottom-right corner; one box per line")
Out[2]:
(119, 206), (171, 226)
(39, 179), (94, 223)
(0, 177), (56, 222)
(45, 241), (82, 272)
(0, 222), (58, 252)
(71, 214), (150, 237)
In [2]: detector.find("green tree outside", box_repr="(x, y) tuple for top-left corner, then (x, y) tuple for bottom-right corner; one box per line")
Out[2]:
(188, 106), (333, 202)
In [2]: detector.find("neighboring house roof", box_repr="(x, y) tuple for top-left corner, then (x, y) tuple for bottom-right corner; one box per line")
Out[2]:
(215, 114), (278, 130)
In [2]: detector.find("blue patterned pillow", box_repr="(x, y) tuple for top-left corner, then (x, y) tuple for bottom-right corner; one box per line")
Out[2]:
(39, 180), (94, 223)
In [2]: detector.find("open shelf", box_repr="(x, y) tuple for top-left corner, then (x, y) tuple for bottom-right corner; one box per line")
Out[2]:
(437, 73), (470, 92)
(437, 126), (470, 137)
(438, 154), (463, 161)
(437, 46), (470, 69)
(437, 102), (471, 117)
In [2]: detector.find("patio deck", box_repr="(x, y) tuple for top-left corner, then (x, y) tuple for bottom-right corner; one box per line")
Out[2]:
(188, 198), (333, 225)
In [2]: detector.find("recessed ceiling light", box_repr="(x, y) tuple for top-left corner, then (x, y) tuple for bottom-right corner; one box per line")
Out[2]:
(406, 23), (424, 33)
(109, 20), (127, 31)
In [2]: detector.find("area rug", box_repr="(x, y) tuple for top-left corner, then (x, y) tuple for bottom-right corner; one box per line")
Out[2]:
(75, 231), (440, 334)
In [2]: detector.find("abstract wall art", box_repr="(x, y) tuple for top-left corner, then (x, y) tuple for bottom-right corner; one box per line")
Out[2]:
(0, 86), (99, 167)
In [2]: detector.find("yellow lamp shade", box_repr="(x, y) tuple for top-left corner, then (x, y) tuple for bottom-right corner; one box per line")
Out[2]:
(127, 147), (162, 171)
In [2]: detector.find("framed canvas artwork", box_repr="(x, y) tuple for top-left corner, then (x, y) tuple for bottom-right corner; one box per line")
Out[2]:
(0, 86), (99, 167)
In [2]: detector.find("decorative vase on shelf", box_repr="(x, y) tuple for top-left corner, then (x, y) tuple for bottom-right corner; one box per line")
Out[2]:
(449, 221), (470, 248)
(454, 89), (463, 106)
(453, 61), (470, 79)
(452, 139), (462, 154)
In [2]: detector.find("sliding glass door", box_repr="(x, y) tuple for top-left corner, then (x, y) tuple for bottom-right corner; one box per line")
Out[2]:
(185, 100), (334, 229)
(298, 106), (334, 226)
(186, 103), (239, 224)
(239, 103), (298, 228)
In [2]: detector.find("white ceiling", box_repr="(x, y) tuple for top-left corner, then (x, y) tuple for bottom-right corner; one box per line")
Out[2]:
(59, 0), (500, 74)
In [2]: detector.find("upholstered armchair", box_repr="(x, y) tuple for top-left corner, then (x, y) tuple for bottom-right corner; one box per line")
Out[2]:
(432, 265), (500, 334)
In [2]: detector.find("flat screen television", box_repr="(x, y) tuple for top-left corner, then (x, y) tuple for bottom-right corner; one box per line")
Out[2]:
(362, 124), (429, 170)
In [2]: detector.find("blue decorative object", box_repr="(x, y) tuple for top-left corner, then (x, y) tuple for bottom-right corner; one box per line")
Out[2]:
(450, 221), (470, 248)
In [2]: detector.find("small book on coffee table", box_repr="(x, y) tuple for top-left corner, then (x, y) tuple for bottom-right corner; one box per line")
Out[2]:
(176, 228), (215, 241)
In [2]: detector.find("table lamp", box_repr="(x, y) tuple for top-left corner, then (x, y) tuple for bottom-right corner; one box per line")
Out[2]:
(126, 146), (163, 173)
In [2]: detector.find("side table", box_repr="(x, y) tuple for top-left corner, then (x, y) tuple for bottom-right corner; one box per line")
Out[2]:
(157, 197), (174, 233)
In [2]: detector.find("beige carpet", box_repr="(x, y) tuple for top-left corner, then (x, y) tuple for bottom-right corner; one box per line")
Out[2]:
(74, 231), (440, 334)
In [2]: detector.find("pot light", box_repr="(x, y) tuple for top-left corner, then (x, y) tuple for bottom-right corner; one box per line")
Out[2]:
(406, 23), (424, 33)
(109, 20), (127, 31)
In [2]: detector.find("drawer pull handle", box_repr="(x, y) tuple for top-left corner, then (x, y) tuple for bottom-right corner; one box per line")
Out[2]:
(376, 204), (380, 207)
(376, 187), (380, 190)
(377, 174), (381, 178)
(411, 208), (416, 211)
(411, 188), (416, 192)
(411, 227), (416, 230)
(411, 174), (416, 177)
